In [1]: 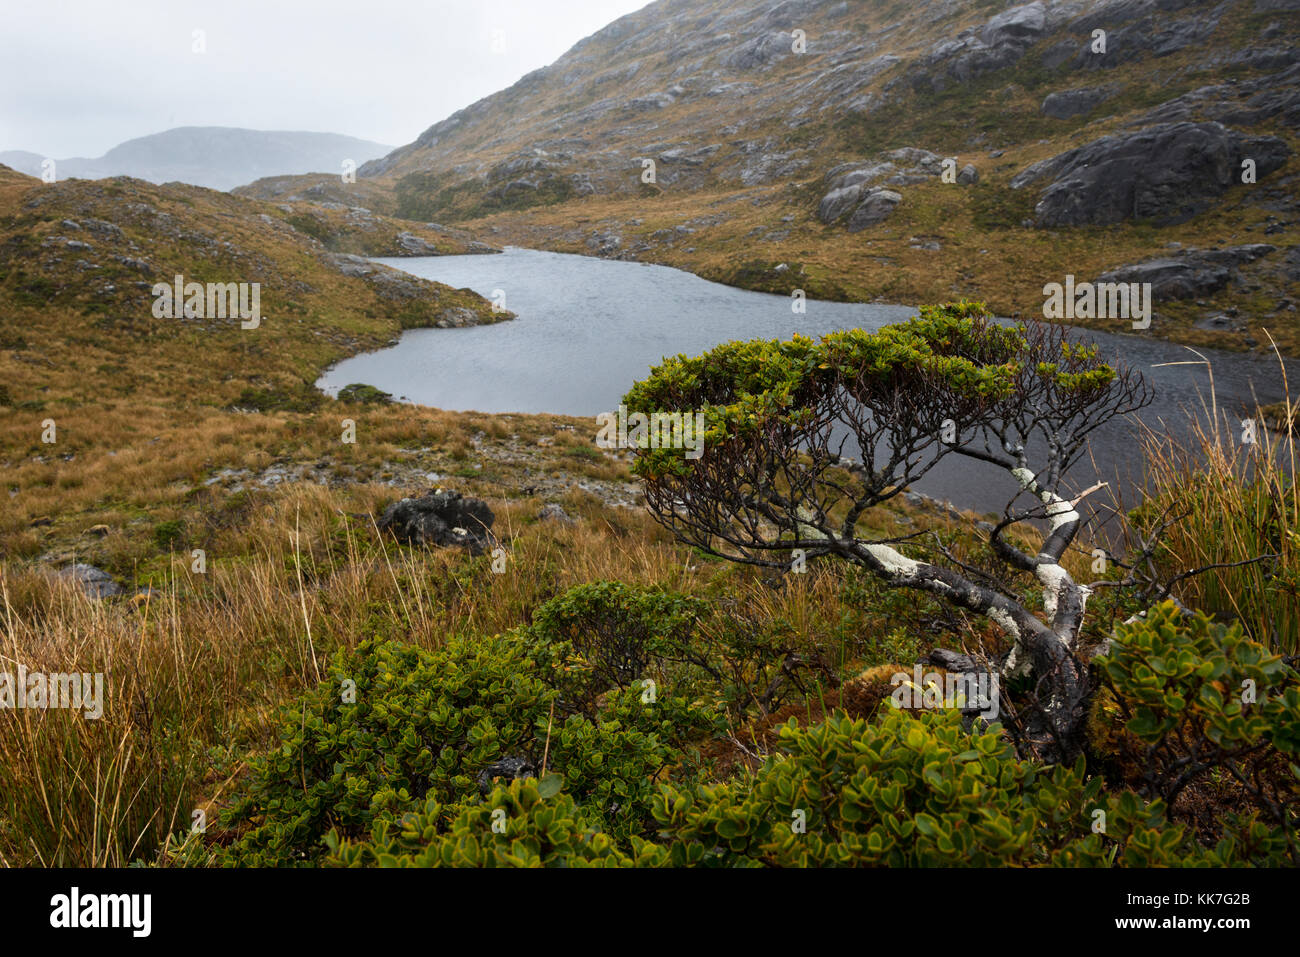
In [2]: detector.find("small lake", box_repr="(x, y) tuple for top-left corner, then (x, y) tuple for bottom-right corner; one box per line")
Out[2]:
(319, 248), (1294, 517)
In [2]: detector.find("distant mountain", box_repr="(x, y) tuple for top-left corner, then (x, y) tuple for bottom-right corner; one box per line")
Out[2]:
(1, 127), (394, 191)
(0, 150), (45, 177)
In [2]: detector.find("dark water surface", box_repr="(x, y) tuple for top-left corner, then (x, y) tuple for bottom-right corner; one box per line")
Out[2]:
(319, 248), (1294, 517)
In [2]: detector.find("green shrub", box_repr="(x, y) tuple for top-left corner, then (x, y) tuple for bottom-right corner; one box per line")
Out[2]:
(216, 626), (716, 865)
(326, 778), (668, 868)
(336, 383), (393, 405)
(152, 519), (184, 550)
(1097, 601), (1299, 860)
(650, 707), (1211, 867)
(232, 383), (323, 413)
(525, 581), (720, 717)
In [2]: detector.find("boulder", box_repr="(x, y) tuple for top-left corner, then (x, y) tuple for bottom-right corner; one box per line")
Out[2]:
(378, 489), (495, 553)
(1095, 244), (1276, 299)
(847, 189), (902, 232)
(818, 183), (866, 223)
(395, 231), (438, 255)
(57, 564), (123, 599)
(1041, 86), (1116, 119)
(957, 163), (980, 185)
(980, 2), (1047, 46)
(1012, 122), (1290, 227)
(537, 503), (576, 524)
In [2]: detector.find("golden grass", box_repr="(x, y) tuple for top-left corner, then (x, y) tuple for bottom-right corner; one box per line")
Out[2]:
(1135, 339), (1298, 652)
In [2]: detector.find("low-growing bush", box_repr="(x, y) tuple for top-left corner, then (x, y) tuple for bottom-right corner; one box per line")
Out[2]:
(215, 624), (719, 865)
(524, 580), (721, 717)
(1096, 602), (1299, 859)
(650, 707), (1201, 867)
(326, 779), (668, 868)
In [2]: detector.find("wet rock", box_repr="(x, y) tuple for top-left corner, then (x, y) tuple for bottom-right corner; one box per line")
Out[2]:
(378, 489), (495, 553)
(1012, 122), (1290, 227)
(57, 564), (124, 599)
(1096, 244), (1276, 299)
(477, 756), (537, 796)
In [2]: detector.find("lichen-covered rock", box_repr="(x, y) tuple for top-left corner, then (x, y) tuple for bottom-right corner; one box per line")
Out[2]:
(378, 489), (495, 553)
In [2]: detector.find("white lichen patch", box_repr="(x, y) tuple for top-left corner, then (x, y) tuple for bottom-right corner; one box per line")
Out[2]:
(862, 543), (921, 577)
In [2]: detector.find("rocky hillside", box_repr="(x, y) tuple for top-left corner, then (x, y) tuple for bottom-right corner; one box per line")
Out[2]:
(0, 164), (506, 423)
(239, 0), (1300, 353)
(1, 127), (394, 191)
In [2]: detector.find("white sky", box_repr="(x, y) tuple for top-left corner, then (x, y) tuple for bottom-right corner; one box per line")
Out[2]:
(0, 0), (651, 158)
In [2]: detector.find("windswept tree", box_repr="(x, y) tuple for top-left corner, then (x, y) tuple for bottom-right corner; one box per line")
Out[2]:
(623, 301), (1155, 762)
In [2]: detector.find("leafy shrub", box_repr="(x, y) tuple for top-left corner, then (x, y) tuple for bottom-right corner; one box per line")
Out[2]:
(1097, 602), (1299, 860)
(232, 383), (323, 413)
(217, 627), (715, 865)
(326, 778), (668, 868)
(152, 519), (184, 550)
(650, 707), (1216, 867)
(336, 383), (393, 405)
(524, 581), (720, 717)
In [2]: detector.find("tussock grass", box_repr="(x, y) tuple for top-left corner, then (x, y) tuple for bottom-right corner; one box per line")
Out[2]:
(1135, 341), (1298, 653)
(0, 476), (932, 867)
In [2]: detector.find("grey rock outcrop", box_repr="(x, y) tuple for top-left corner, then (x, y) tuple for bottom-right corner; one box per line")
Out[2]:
(1041, 85), (1116, 119)
(1012, 122), (1290, 227)
(818, 148), (939, 228)
(537, 503), (576, 524)
(396, 231), (439, 255)
(1132, 65), (1300, 131)
(1096, 244), (1276, 299)
(847, 189), (903, 231)
(57, 564), (124, 599)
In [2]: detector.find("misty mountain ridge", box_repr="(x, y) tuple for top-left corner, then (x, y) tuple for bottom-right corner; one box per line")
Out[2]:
(0, 126), (393, 191)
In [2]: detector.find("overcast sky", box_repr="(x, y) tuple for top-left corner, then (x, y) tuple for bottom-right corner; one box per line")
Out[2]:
(0, 0), (651, 158)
